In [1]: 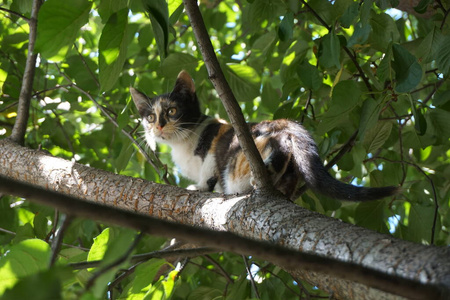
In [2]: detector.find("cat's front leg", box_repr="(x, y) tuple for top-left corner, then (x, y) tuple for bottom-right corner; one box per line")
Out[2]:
(187, 175), (218, 192)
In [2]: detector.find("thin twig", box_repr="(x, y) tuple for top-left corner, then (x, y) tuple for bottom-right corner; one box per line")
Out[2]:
(204, 254), (234, 284)
(49, 214), (74, 267)
(9, 0), (42, 145)
(242, 255), (260, 299)
(0, 6), (30, 21)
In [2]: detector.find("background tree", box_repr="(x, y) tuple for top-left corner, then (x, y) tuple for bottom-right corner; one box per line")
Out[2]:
(0, 0), (449, 299)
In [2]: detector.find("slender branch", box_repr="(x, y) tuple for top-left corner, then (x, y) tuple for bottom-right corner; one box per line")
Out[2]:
(9, 0), (42, 145)
(0, 174), (446, 300)
(0, 6), (30, 21)
(183, 0), (274, 194)
(204, 254), (234, 284)
(49, 214), (74, 267)
(242, 255), (260, 299)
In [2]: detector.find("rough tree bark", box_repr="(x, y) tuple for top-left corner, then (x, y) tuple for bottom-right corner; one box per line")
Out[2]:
(0, 139), (449, 300)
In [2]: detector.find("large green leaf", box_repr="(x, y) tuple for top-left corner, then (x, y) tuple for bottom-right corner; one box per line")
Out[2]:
(416, 27), (442, 64)
(369, 11), (400, 51)
(319, 31), (341, 69)
(160, 53), (199, 77)
(225, 64), (260, 102)
(99, 8), (129, 92)
(392, 44), (422, 93)
(97, 0), (128, 23)
(363, 121), (392, 153)
(317, 80), (361, 134)
(143, 0), (169, 60)
(297, 61), (322, 91)
(436, 34), (450, 75)
(0, 239), (51, 294)
(35, 0), (92, 61)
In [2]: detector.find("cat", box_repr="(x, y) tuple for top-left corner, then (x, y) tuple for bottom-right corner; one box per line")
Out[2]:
(130, 70), (399, 201)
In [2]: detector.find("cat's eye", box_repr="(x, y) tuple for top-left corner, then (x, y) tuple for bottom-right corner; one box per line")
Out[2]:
(168, 107), (177, 116)
(147, 114), (156, 123)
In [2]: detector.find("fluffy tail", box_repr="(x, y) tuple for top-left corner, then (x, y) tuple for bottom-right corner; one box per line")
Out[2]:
(290, 129), (399, 201)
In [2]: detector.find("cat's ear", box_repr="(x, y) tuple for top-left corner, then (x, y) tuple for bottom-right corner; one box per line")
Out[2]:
(172, 70), (195, 95)
(130, 87), (151, 116)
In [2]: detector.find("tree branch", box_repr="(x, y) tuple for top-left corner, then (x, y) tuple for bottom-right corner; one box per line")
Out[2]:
(9, 0), (42, 145)
(182, 0), (274, 195)
(0, 139), (449, 300)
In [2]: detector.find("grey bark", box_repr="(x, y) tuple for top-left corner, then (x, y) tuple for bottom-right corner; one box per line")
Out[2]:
(0, 139), (449, 300)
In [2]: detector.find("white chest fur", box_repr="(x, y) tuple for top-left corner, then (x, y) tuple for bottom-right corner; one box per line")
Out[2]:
(170, 141), (203, 182)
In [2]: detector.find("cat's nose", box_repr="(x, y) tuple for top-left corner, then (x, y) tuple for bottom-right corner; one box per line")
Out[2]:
(156, 124), (164, 131)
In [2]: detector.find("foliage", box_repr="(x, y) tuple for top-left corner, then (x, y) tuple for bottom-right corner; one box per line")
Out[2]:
(0, 0), (449, 298)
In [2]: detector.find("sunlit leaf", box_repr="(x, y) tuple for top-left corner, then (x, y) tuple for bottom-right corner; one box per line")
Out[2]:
(35, 0), (92, 61)
(160, 53), (199, 77)
(99, 8), (129, 91)
(0, 239), (51, 294)
(225, 64), (260, 102)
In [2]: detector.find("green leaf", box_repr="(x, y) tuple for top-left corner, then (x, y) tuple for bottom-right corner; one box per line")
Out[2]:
(408, 96), (427, 136)
(297, 61), (322, 91)
(99, 8), (129, 92)
(278, 12), (294, 41)
(97, 0), (128, 23)
(160, 53), (199, 78)
(406, 203), (435, 243)
(363, 121), (392, 153)
(225, 64), (260, 102)
(339, 1), (359, 28)
(369, 11), (400, 51)
(319, 31), (341, 69)
(413, 0), (432, 14)
(347, 22), (371, 47)
(436, 34), (450, 75)
(261, 81), (280, 111)
(87, 228), (136, 298)
(1, 269), (63, 300)
(143, 0), (170, 59)
(416, 27), (442, 64)
(0, 239), (51, 294)
(358, 98), (382, 140)
(35, 0), (92, 61)
(317, 80), (361, 134)
(32, 213), (47, 240)
(355, 200), (390, 233)
(392, 44), (422, 93)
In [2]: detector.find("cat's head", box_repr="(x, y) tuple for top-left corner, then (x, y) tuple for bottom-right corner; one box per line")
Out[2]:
(130, 71), (202, 145)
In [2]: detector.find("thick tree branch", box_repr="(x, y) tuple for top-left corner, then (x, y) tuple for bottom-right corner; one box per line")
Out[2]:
(0, 139), (449, 300)
(9, 0), (42, 145)
(182, 0), (274, 194)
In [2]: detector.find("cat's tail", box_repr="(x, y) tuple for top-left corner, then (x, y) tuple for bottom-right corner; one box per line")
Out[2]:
(289, 127), (399, 201)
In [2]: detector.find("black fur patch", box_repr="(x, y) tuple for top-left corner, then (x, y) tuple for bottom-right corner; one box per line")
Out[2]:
(206, 176), (218, 192)
(194, 123), (221, 160)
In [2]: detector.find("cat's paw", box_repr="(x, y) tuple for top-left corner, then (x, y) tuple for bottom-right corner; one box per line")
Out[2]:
(186, 184), (200, 191)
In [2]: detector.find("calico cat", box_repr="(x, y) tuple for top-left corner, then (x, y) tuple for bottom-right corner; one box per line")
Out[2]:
(130, 71), (399, 201)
